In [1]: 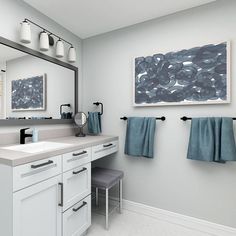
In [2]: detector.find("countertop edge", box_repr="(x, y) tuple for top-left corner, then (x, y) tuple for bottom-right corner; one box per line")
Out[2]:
(0, 136), (119, 167)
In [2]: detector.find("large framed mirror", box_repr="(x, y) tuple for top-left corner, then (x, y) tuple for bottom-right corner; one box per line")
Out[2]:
(0, 36), (78, 125)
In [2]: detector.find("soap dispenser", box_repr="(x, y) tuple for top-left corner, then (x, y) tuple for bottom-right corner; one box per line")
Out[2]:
(32, 128), (39, 143)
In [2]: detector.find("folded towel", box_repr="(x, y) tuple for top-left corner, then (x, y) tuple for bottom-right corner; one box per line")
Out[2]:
(187, 117), (236, 163)
(124, 117), (156, 158)
(88, 112), (101, 135)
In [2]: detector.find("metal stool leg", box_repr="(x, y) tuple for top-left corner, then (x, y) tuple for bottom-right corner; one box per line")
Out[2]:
(119, 179), (123, 213)
(95, 187), (99, 206)
(105, 188), (109, 230)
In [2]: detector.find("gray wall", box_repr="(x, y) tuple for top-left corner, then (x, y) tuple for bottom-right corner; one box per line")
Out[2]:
(82, 0), (236, 228)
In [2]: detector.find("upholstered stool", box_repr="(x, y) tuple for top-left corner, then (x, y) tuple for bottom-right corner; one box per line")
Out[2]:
(91, 167), (124, 229)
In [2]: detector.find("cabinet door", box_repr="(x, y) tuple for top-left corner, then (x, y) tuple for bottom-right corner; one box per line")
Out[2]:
(13, 175), (62, 236)
(63, 163), (91, 211)
(63, 195), (91, 236)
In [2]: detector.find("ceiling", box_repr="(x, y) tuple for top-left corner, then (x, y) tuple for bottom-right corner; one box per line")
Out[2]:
(23, 0), (215, 39)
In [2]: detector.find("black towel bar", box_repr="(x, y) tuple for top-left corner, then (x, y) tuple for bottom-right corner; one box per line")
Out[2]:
(93, 102), (103, 115)
(120, 116), (165, 121)
(181, 116), (236, 121)
(180, 116), (192, 121)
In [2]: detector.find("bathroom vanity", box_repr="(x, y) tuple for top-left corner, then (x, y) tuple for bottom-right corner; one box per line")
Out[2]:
(0, 32), (117, 236)
(0, 135), (118, 236)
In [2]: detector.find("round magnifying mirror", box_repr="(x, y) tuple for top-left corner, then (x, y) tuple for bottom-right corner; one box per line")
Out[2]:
(74, 112), (87, 137)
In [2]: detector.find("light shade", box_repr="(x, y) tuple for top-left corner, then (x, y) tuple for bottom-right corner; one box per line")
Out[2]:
(68, 46), (76, 63)
(56, 39), (64, 58)
(39, 31), (49, 51)
(20, 20), (31, 44)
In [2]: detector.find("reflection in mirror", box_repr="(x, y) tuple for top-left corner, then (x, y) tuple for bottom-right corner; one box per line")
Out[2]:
(0, 44), (75, 120)
(74, 112), (87, 137)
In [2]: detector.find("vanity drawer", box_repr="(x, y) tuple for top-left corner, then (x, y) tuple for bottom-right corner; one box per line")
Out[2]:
(13, 155), (62, 192)
(92, 140), (118, 161)
(62, 147), (91, 172)
(63, 195), (91, 236)
(63, 163), (91, 211)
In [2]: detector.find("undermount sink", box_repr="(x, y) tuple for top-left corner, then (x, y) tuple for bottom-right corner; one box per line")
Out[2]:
(3, 141), (73, 153)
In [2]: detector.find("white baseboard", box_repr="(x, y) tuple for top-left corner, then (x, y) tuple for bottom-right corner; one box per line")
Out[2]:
(94, 193), (236, 236)
(122, 199), (236, 236)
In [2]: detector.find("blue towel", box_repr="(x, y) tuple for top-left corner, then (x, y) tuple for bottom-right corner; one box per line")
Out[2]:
(187, 117), (236, 163)
(88, 112), (101, 135)
(124, 117), (156, 158)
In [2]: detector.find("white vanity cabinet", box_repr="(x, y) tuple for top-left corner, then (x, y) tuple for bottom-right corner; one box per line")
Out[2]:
(13, 175), (62, 236)
(0, 137), (118, 236)
(61, 147), (92, 236)
(12, 156), (64, 236)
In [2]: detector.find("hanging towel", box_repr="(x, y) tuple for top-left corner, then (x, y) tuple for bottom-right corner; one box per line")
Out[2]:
(124, 117), (156, 158)
(88, 112), (101, 135)
(187, 117), (236, 163)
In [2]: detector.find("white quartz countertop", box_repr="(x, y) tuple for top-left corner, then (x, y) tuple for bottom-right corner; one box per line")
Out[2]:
(0, 135), (118, 167)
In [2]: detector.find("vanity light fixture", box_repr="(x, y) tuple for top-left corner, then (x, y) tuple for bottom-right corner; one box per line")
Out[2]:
(20, 19), (76, 63)
(20, 20), (31, 44)
(56, 39), (64, 58)
(39, 30), (49, 51)
(68, 46), (76, 63)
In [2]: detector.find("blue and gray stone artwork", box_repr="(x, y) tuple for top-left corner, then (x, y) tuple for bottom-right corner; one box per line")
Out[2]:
(12, 75), (45, 110)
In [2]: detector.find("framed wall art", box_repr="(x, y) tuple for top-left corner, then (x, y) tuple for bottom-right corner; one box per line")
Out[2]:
(134, 41), (230, 106)
(11, 74), (46, 111)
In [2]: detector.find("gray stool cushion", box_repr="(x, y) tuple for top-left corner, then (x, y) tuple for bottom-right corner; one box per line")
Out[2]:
(92, 167), (124, 189)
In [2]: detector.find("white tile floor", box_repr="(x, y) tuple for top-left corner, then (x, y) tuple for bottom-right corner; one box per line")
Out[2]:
(87, 209), (213, 236)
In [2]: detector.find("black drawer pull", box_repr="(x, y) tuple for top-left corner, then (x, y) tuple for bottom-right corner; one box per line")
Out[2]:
(73, 167), (87, 175)
(72, 150), (87, 156)
(73, 201), (87, 212)
(58, 182), (64, 207)
(31, 160), (53, 169)
(103, 143), (113, 148)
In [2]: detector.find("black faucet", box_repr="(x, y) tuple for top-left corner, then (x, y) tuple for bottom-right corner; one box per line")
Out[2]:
(20, 128), (32, 144)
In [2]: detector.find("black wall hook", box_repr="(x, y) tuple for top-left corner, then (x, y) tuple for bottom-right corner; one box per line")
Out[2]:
(93, 102), (103, 115)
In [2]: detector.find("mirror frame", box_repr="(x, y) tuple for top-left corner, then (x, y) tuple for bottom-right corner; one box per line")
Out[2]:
(0, 36), (78, 126)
